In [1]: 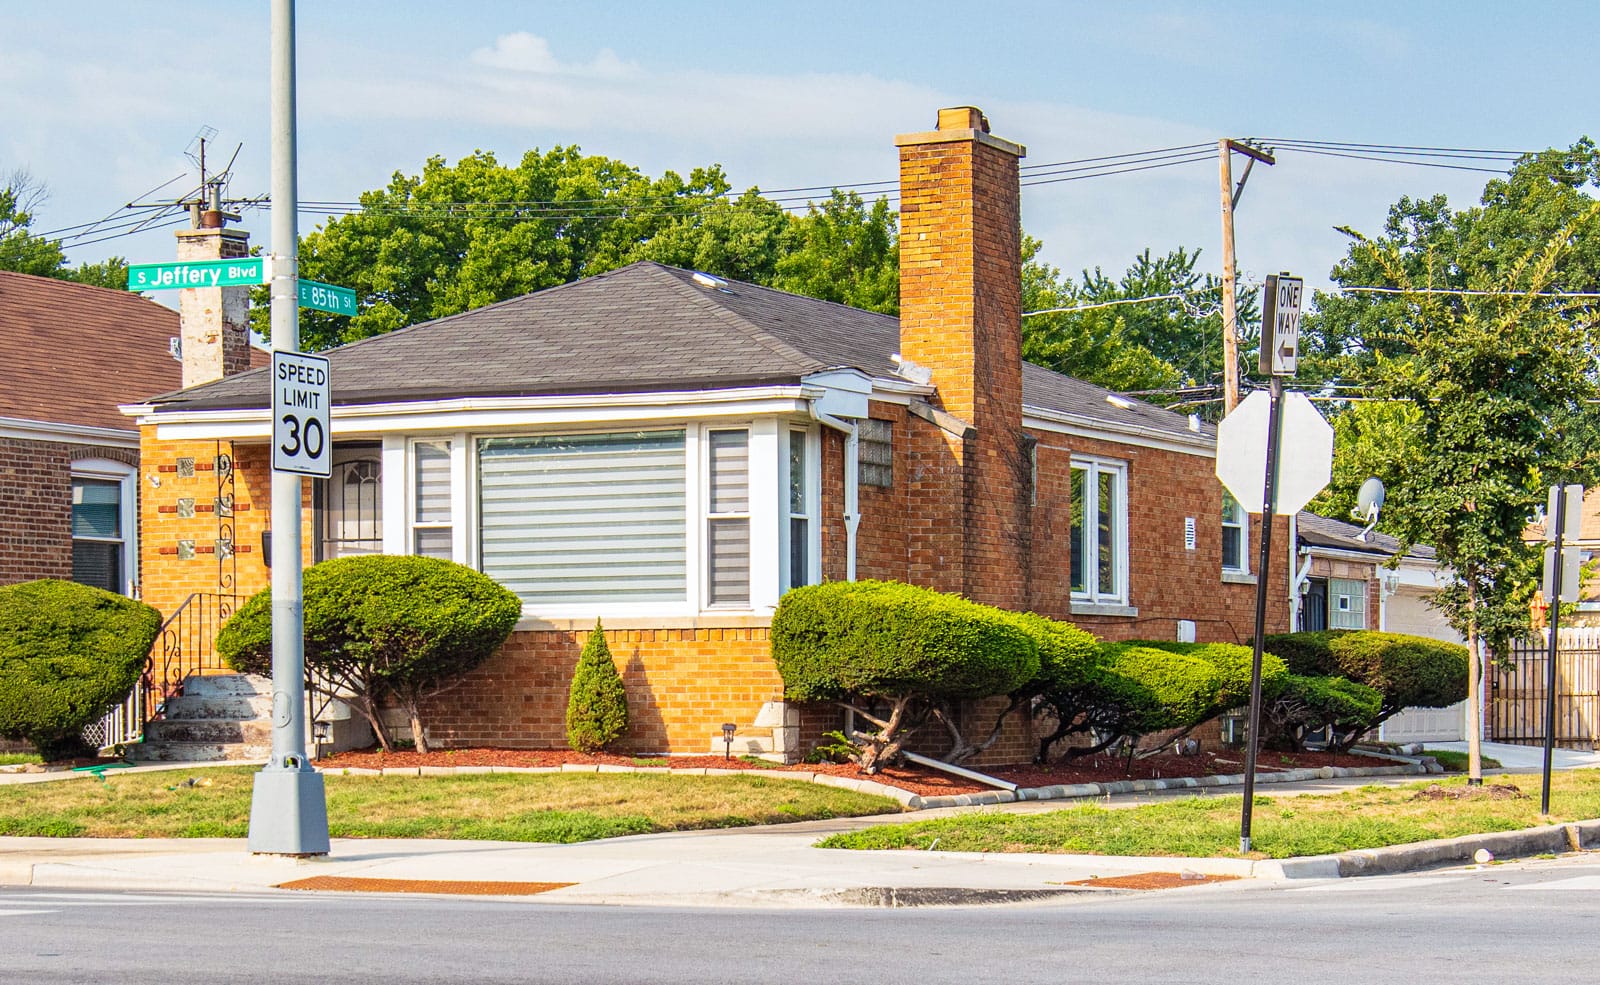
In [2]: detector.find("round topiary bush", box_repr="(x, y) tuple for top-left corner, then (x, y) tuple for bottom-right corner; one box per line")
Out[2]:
(566, 620), (629, 753)
(1260, 629), (1469, 730)
(217, 555), (522, 753)
(0, 579), (161, 761)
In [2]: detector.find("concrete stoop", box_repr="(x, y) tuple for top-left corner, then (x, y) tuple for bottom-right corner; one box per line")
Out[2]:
(130, 674), (274, 763)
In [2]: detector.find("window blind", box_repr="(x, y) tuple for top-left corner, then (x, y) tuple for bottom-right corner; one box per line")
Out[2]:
(707, 430), (750, 605)
(478, 431), (686, 605)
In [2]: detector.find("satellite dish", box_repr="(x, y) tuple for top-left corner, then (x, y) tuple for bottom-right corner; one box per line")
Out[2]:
(1351, 477), (1385, 540)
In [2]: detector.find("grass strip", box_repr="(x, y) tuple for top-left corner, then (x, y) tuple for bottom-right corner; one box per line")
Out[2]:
(1423, 749), (1502, 772)
(0, 767), (897, 841)
(0, 753), (42, 767)
(818, 771), (1600, 859)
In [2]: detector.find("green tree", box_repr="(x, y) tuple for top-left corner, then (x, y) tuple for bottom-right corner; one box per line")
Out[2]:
(1305, 400), (1425, 534)
(1320, 177), (1600, 778)
(1020, 241), (1258, 404)
(0, 170), (68, 277)
(566, 620), (629, 753)
(770, 190), (899, 314)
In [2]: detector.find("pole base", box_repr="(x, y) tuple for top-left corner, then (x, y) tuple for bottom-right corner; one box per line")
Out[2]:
(248, 767), (330, 855)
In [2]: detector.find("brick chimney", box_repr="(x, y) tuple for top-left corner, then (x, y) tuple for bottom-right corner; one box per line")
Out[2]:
(175, 226), (252, 388)
(896, 107), (1029, 608)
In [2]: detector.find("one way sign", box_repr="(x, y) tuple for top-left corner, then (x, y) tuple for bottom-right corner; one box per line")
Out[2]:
(1260, 272), (1304, 377)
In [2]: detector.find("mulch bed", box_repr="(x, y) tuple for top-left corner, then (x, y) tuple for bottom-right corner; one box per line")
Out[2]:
(316, 747), (1388, 800)
(1411, 782), (1527, 802)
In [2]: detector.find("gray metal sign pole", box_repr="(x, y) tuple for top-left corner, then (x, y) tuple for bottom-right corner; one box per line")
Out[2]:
(247, 0), (329, 856)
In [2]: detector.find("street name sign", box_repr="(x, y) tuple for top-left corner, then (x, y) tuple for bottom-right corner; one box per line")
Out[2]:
(1259, 272), (1305, 376)
(271, 351), (331, 477)
(1215, 389), (1332, 515)
(128, 257), (269, 291)
(298, 279), (358, 316)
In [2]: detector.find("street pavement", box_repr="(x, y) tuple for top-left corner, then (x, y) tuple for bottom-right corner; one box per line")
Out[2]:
(2, 742), (1596, 906)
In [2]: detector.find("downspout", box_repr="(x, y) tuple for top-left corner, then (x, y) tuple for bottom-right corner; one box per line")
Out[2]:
(812, 410), (860, 582)
(1289, 515), (1313, 632)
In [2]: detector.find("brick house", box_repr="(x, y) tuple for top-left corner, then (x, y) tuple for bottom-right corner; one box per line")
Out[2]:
(127, 107), (1291, 762)
(0, 271), (189, 596)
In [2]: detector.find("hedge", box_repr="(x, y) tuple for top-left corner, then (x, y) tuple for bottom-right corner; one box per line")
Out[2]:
(219, 555), (522, 752)
(771, 580), (1039, 771)
(1261, 673), (1383, 752)
(0, 579), (161, 760)
(1262, 629), (1469, 721)
(771, 580), (1039, 703)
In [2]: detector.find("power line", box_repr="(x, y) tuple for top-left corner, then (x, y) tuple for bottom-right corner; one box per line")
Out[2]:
(1343, 286), (1600, 299)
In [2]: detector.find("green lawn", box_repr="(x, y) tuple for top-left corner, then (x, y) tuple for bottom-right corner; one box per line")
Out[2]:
(0, 767), (899, 841)
(818, 771), (1600, 859)
(0, 753), (41, 767)
(1423, 749), (1502, 772)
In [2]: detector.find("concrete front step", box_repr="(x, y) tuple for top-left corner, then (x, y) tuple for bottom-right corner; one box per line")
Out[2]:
(180, 673), (271, 699)
(143, 719), (273, 745)
(159, 695), (272, 721)
(128, 741), (271, 763)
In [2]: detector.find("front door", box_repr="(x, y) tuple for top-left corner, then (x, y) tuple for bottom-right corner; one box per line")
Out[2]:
(319, 443), (382, 560)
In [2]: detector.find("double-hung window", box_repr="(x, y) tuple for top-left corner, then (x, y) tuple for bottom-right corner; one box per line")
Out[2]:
(705, 429), (751, 606)
(411, 439), (453, 559)
(1070, 457), (1128, 606)
(783, 426), (819, 591)
(71, 475), (126, 594)
(1222, 491), (1248, 573)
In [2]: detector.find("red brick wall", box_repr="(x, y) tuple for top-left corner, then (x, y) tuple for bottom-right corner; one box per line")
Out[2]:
(0, 436), (137, 588)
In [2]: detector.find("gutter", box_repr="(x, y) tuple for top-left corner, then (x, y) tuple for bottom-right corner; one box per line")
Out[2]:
(811, 409), (861, 581)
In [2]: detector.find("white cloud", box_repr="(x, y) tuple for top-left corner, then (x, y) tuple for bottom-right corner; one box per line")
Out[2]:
(469, 32), (638, 79)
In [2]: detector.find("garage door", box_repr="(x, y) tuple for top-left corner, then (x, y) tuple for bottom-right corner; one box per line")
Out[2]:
(1382, 701), (1466, 743)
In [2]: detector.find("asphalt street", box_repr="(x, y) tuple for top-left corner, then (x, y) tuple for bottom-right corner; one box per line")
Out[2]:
(4, 854), (1598, 985)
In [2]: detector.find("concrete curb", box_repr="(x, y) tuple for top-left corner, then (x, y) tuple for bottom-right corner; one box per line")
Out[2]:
(1267, 818), (1600, 879)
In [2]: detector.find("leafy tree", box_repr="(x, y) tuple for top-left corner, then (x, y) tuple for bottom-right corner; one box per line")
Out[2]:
(66, 256), (129, 291)
(770, 190), (898, 314)
(1021, 240), (1258, 404)
(1305, 400), (1424, 534)
(0, 170), (68, 277)
(566, 620), (629, 753)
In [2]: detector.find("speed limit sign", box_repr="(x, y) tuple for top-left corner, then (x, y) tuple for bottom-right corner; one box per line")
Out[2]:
(271, 351), (332, 477)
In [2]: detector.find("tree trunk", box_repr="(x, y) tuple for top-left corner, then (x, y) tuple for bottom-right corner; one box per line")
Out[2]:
(408, 705), (430, 755)
(1465, 579), (1484, 785)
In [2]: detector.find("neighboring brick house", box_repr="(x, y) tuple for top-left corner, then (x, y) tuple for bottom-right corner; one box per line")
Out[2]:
(1292, 510), (1464, 742)
(0, 271), (187, 595)
(127, 107), (1291, 762)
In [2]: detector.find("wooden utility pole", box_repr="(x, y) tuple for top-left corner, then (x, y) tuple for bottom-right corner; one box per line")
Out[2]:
(1218, 139), (1275, 413)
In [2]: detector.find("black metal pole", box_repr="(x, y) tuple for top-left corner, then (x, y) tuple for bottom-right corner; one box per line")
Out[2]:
(1540, 485), (1568, 815)
(1241, 375), (1286, 854)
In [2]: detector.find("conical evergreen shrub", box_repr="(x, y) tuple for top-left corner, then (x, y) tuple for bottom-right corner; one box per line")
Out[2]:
(566, 620), (629, 753)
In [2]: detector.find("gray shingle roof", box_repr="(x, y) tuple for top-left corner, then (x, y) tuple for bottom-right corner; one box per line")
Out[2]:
(1296, 511), (1437, 562)
(139, 261), (1202, 443)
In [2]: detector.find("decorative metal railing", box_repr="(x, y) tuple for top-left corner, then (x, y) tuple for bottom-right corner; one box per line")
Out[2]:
(150, 591), (245, 710)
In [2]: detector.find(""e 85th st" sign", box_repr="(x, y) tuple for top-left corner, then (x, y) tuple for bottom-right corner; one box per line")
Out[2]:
(271, 351), (331, 477)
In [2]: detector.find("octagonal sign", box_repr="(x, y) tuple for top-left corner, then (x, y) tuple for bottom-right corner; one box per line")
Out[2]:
(1215, 390), (1333, 515)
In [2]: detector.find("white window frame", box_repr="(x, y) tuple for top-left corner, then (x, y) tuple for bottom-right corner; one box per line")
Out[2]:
(1222, 490), (1249, 574)
(1070, 456), (1129, 607)
(408, 437), (456, 560)
(70, 458), (138, 598)
(781, 424), (821, 593)
(703, 427), (752, 609)
(407, 420), (786, 620)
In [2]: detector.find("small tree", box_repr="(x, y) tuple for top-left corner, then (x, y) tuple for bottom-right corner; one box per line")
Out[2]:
(0, 580), (161, 760)
(566, 620), (629, 753)
(771, 580), (1038, 773)
(219, 555), (522, 753)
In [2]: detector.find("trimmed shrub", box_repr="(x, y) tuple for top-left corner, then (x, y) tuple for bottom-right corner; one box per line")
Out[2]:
(1261, 629), (1469, 728)
(1124, 640), (1287, 709)
(1033, 644), (1165, 762)
(1261, 673), (1383, 752)
(771, 580), (1039, 771)
(1260, 630), (1348, 676)
(566, 620), (629, 753)
(218, 555), (522, 753)
(0, 580), (161, 761)
(1100, 643), (1229, 734)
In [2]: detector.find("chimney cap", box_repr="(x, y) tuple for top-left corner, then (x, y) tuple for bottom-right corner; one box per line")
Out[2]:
(938, 107), (989, 133)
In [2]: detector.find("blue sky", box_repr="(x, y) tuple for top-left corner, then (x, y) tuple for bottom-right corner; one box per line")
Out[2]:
(4, 1), (1594, 293)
